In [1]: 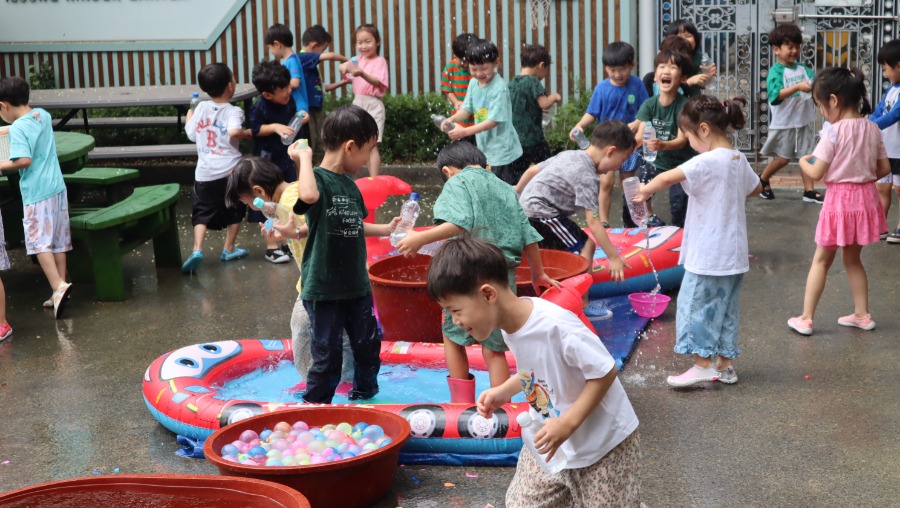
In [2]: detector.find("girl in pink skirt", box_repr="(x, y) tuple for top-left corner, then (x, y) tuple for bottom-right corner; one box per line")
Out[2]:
(788, 67), (892, 336)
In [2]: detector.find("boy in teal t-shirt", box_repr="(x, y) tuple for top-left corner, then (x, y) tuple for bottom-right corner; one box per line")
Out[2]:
(443, 39), (526, 186)
(395, 141), (555, 404)
(0, 77), (73, 319)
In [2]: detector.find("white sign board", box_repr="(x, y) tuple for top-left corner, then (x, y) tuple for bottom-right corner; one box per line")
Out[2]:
(0, 0), (248, 52)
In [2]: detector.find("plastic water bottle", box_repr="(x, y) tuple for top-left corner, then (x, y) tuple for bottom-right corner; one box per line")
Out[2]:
(431, 114), (455, 132)
(701, 53), (716, 90)
(417, 240), (446, 256)
(622, 176), (648, 229)
(189, 92), (201, 110)
(345, 56), (359, 74)
(282, 111), (306, 145)
(542, 104), (557, 130)
(253, 197), (293, 233)
(389, 193), (420, 246)
(571, 128), (590, 150)
(516, 412), (571, 474)
(642, 124), (657, 163)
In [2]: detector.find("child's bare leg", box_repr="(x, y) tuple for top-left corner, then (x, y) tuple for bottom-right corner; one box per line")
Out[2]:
(646, 197), (656, 216)
(759, 156), (789, 182)
(799, 171), (816, 192)
(841, 244), (869, 317)
(367, 145), (381, 177)
(444, 336), (471, 379)
(598, 172), (614, 224)
(0, 277), (7, 325)
(715, 355), (733, 370)
(693, 354), (713, 369)
(483, 348), (510, 389)
(262, 229), (278, 251)
(579, 238), (596, 308)
(54, 253), (66, 283)
(191, 224), (207, 252)
(224, 223), (240, 252)
(800, 247), (837, 320)
(36, 252), (65, 291)
(876, 182), (892, 218)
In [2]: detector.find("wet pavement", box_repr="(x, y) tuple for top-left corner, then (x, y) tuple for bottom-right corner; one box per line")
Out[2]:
(0, 167), (898, 507)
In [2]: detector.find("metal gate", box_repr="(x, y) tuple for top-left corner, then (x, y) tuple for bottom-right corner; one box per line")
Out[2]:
(658, 0), (899, 158)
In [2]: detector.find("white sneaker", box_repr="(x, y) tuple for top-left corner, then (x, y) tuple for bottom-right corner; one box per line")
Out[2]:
(43, 298), (53, 309)
(716, 366), (738, 384)
(52, 282), (73, 319)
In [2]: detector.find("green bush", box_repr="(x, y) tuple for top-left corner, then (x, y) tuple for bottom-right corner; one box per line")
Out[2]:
(544, 83), (593, 153)
(87, 105), (187, 147)
(28, 59), (56, 90)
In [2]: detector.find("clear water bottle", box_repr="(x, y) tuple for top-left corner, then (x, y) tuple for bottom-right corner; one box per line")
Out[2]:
(701, 53), (717, 90)
(253, 197), (293, 233)
(389, 193), (420, 246)
(642, 124), (657, 164)
(417, 240), (446, 256)
(189, 92), (201, 110)
(431, 114), (455, 132)
(542, 104), (557, 130)
(516, 412), (571, 474)
(345, 56), (359, 74)
(571, 128), (590, 150)
(621, 176), (648, 229)
(282, 111), (306, 146)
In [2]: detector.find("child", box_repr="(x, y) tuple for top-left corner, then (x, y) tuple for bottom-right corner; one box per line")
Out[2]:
(440, 32), (477, 141)
(642, 35), (694, 98)
(265, 23), (309, 131)
(336, 24), (389, 177)
(426, 235), (641, 507)
(788, 67), (891, 336)
(225, 156), (355, 393)
(249, 59), (299, 264)
(571, 41), (648, 228)
(443, 38), (526, 186)
(289, 104), (399, 403)
(395, 141), (555, 402)
(635, 96), (761, 386)
(870, 39), (900, 243)
(508, 43), (562, 166)
(182, 63), (252, 273)
(758, 23), (824, 203)
(517, 120), (635, 317)
(0, 77), (73, 318)
(664, 19), (717, 96)
(0, 199), (10, 339)
(299, 25), (350, 163)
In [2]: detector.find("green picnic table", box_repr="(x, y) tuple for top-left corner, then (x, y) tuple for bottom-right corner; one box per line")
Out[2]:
(54, 131), (95, 173)
(64, 167), (140, 205)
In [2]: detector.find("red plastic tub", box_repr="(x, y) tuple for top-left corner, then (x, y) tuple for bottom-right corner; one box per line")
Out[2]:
(369, 249), (589, 342)
(204, 407), (411, 508)
(0, 474), (310, 508)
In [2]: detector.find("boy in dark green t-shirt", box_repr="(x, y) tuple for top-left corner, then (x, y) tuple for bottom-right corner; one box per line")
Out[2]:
(508, 43), (561, 166)
(289, 104), (400, 404)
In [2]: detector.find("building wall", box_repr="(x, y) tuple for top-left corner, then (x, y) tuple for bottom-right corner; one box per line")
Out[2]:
(1, 0), (633, 99)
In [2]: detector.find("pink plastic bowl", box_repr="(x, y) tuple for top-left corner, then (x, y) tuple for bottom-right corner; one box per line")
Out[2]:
(628, 292), (671, 318)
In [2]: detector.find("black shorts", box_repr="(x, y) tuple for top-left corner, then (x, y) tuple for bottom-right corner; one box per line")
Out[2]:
(492, 155), (530, 186)
(192, 176), (246, 230)
(520, 141), (552, 166)
(890, 157), (900, 175)
(528, 215), (588, 254)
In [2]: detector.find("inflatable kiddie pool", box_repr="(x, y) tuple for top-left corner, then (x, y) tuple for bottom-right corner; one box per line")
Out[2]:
(586, 226), (685, 298)
(143, 339), (528, 466)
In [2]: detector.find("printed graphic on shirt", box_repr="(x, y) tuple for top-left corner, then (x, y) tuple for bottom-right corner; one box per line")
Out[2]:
(627, 94), (635, 104)
(783, 71), (808, 99)
(475, 107), (489, 123)
(195, 117), (229, 154)
(326, 195), (362, 238)
(518, 370), (559, 418)
(651, 118), (676, 142)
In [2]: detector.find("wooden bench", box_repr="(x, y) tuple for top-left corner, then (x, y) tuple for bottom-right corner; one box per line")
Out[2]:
(54, 116), (180, 130)
(68, 183), (182, 301)
(88, 144), (197, 161)
(64, 167), (140, 205)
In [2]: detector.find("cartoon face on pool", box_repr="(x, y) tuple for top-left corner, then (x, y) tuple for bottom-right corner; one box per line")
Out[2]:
(158, 341), (242, 380)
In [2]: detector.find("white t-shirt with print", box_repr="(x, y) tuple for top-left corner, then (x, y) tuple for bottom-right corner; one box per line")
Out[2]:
(185, 101), (244, 182)
(502, 297), (639, 469)
(679, 148), (760, 276)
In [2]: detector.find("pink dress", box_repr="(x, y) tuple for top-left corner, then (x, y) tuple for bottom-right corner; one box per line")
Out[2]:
(811, 118), (888, 248)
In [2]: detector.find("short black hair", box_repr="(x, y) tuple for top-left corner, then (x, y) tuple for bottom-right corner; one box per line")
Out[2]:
(0, 77), (29, 107)
(301, 25), (333, 46)
(768, 23), (803, 47)
(436, 141), (487, 181)
(452, 33), (478, 60)
(252, 60), (291, 94)
(521, 43), (551, 68)
(225, 156), (286, 208)
(878, 39), (900, 67)
(265, 23), (294, 47)
(654, 49), (693, 78)
(602, 41), (636, 67)
(664, 19), (701, 48)
(466, 39), (499, 65)
(591, 120), (636, 152)
(321, 104), (379, 151)
(197, 63), (233, 98)
(659, 35), (693, 60)
(427, 234), (510, 301)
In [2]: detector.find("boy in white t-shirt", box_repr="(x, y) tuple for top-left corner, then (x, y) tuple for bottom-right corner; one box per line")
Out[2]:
(182, 63), (253, 273)
(427, 235), (641, 507)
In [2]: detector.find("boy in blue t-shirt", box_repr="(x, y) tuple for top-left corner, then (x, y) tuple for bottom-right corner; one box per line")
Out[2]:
(871, 39), (900, 242)
(0, 77), (73, 319)
(298, 25), (350, 163)
(265, 24), (309, 135)
(571, 42), (649, 228)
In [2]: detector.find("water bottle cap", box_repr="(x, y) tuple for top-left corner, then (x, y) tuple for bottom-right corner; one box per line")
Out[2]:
(252, 197), (265, 208)
(351, 56), (357, 62)
(192, 92), (199, 98)
(410, 192), (420, 201)
(516, 412), (533, 426)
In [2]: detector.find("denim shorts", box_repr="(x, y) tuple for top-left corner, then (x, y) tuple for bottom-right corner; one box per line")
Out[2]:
(675, 271), (744, 359)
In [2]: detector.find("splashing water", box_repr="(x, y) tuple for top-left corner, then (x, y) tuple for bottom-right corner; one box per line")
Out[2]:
(641, 228), (662, 295)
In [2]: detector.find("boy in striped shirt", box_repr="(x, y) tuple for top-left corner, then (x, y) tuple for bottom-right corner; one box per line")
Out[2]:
(441, 32), (477, 141)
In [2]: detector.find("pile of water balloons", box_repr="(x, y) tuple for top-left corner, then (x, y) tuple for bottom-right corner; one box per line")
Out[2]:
(219, 420), (393, 467)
